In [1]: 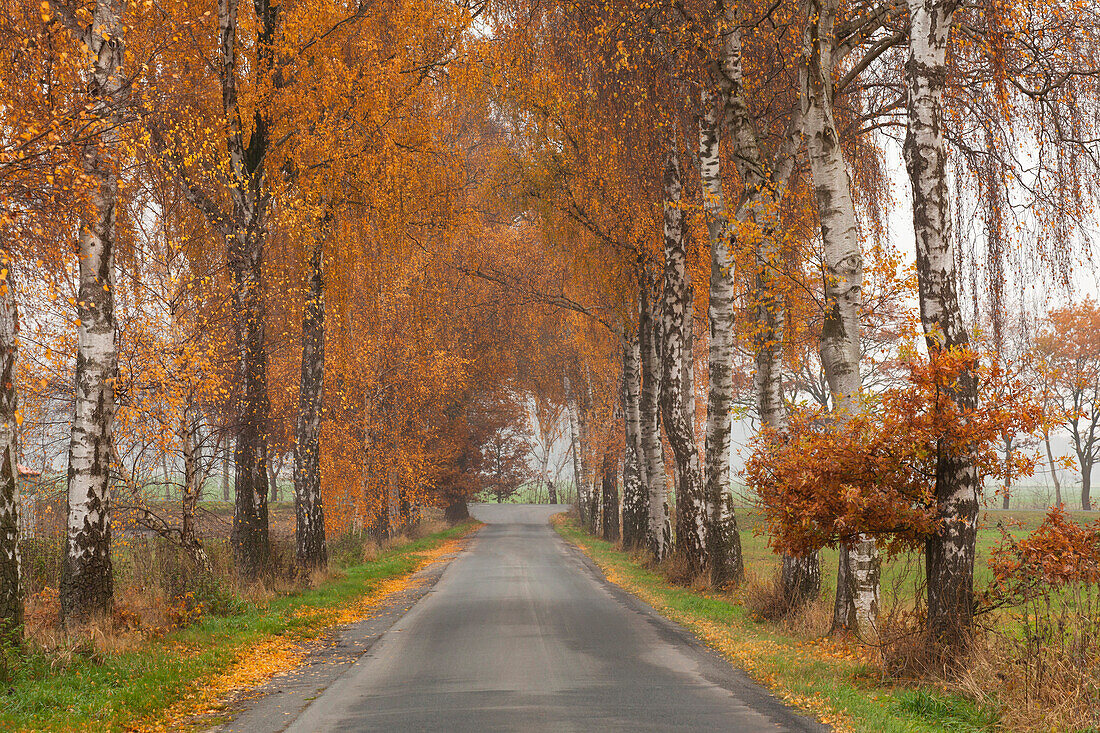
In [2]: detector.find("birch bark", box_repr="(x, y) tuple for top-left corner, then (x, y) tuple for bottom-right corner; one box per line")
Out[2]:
(904, 0), (981, 648)
(217, 0), (278, 579)
(0, 265), (20, 645)
(55, 0), (125, 625)
(565, 376), (588, 521)
(621, 331), (648, 547)
(659, 144), (707, 576)
(179, 407), (210, 570)
(719, 3), (819, 605)
(801, 0), (878, 636)
(639, 281), (671, 560)
(600, 451), (619, 541)
(699, 89), (745, 587)
(294, 234), (327, 569)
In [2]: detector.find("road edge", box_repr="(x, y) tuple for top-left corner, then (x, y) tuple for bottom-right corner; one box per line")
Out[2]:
(550, 512), (831, 733)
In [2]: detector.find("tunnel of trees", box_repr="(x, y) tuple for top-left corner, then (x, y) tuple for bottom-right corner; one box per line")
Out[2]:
(1, 0), (1099, 682)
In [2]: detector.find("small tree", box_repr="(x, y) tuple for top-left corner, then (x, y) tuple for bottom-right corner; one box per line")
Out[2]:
(481, 423), (535, 504)
(1035, 300), (1100, 511)
(745, 347), (1044, 641)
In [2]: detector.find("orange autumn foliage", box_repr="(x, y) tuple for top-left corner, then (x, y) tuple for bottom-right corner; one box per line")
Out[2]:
(745, 347), (1045, 556)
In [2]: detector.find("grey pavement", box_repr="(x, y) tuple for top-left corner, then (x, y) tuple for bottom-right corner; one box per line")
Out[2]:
(274, 503), (827, 732)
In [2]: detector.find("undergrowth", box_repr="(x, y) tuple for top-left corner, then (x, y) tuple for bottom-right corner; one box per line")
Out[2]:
(1, 518), (475, 732)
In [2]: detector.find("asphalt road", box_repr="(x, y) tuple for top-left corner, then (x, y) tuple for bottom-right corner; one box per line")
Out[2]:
(284, 504), (826, 732)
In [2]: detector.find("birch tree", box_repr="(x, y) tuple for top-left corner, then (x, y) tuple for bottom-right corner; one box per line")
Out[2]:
(0, 262), (20, 645)
(800, 0), (878, 637)
(716, 0), (818, 606)
(621, 329), (649, 547)
(698, 88), (743, 586)
(48, 0), (125, 625)
(640, 278), (671, 560)
(659, 142), (707, 576)
(903, 0), (980, 648)
(294, 217), (329, 569)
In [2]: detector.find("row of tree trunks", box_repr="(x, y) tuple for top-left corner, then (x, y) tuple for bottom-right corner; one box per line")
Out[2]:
(904, 0), (982, 651)
(294, 232), (328, 570)
(699, 88), (744, 587)
(53, 0), (125, 627)
(639, 279), (671, 560)
(0, 264), (20, 645)
(800, 0), (878, 637)
(621, 330), (648, 547)
(659, 143), (708, 577)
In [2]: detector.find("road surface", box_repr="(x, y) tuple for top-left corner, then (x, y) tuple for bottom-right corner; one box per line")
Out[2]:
(279, 504), (825, 732)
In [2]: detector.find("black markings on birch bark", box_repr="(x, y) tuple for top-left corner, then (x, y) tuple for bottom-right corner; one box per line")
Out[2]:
(659, 142), (707, 577)
(800, 0), (878, 637)
(904, 0), (981, 650)
(55, 0), (124, 626)
(0, 265), (21, 645)
(639, 279), (671, 561)
(699, 88), (744, 587)
(295, 226), (328, 570)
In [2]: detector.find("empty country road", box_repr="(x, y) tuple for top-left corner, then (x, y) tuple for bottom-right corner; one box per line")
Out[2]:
(284, 504), (826, 732)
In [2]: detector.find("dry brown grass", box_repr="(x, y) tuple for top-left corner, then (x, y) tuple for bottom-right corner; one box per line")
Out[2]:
(741, 569), (833, 635)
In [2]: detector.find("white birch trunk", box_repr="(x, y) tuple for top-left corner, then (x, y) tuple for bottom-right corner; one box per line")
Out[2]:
(719, 5), (820, 605)
(699, 89), (745, 587)
(0, 266), (21, 644)
(564, 376), (588, 520)
(904, 0), (981, 648)
(621, 330), (648, 547)
(801, 0), (878, 637)
(293, 235), (327, 569)
(57, 0), (124, 625)
(659, 143), (707, 576)
(639, 280), (671, 560)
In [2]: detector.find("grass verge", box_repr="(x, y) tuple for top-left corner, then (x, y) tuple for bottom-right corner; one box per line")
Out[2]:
(0, 521), (479, 733)
(552, 514), (998, 733)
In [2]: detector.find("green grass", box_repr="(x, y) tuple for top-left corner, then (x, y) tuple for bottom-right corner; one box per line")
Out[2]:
(0, 522), (476, 732)
(554, 515), (1001, 733)
(727, 506), (1095, 608)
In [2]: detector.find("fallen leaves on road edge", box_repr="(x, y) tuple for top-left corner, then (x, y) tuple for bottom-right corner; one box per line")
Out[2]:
(551, 513), (855, 733)
(132, 525), (480, 732)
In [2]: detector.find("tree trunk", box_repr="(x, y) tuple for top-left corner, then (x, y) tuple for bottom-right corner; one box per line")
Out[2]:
(639, 280), (671, 560)
(548, 481), (557, 504)
(802, 0), (878, 636)
(565, 376), (588, 523)
(444, 499), (469, 524)
(221, 437), (232, 502)
(0, 270), (21, 646)
(718, 3), (817, 606)
(180, 407), (211, 570)
(267, 454), (278, 504)
(1002, 435), (1013, 510)
(904, 0), (981, 650)
(600, 451), (619, 542)
(229, 220), (272, 580)
(294, 236), (327, 569)
(1083, 462), (1093, 511)
(1044, 429), (1062, 506)
(58, 0), (124, 626)
(659, 143), (707, 577)
(699, 90), (744, 588)
(621, 330), (648, 547)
